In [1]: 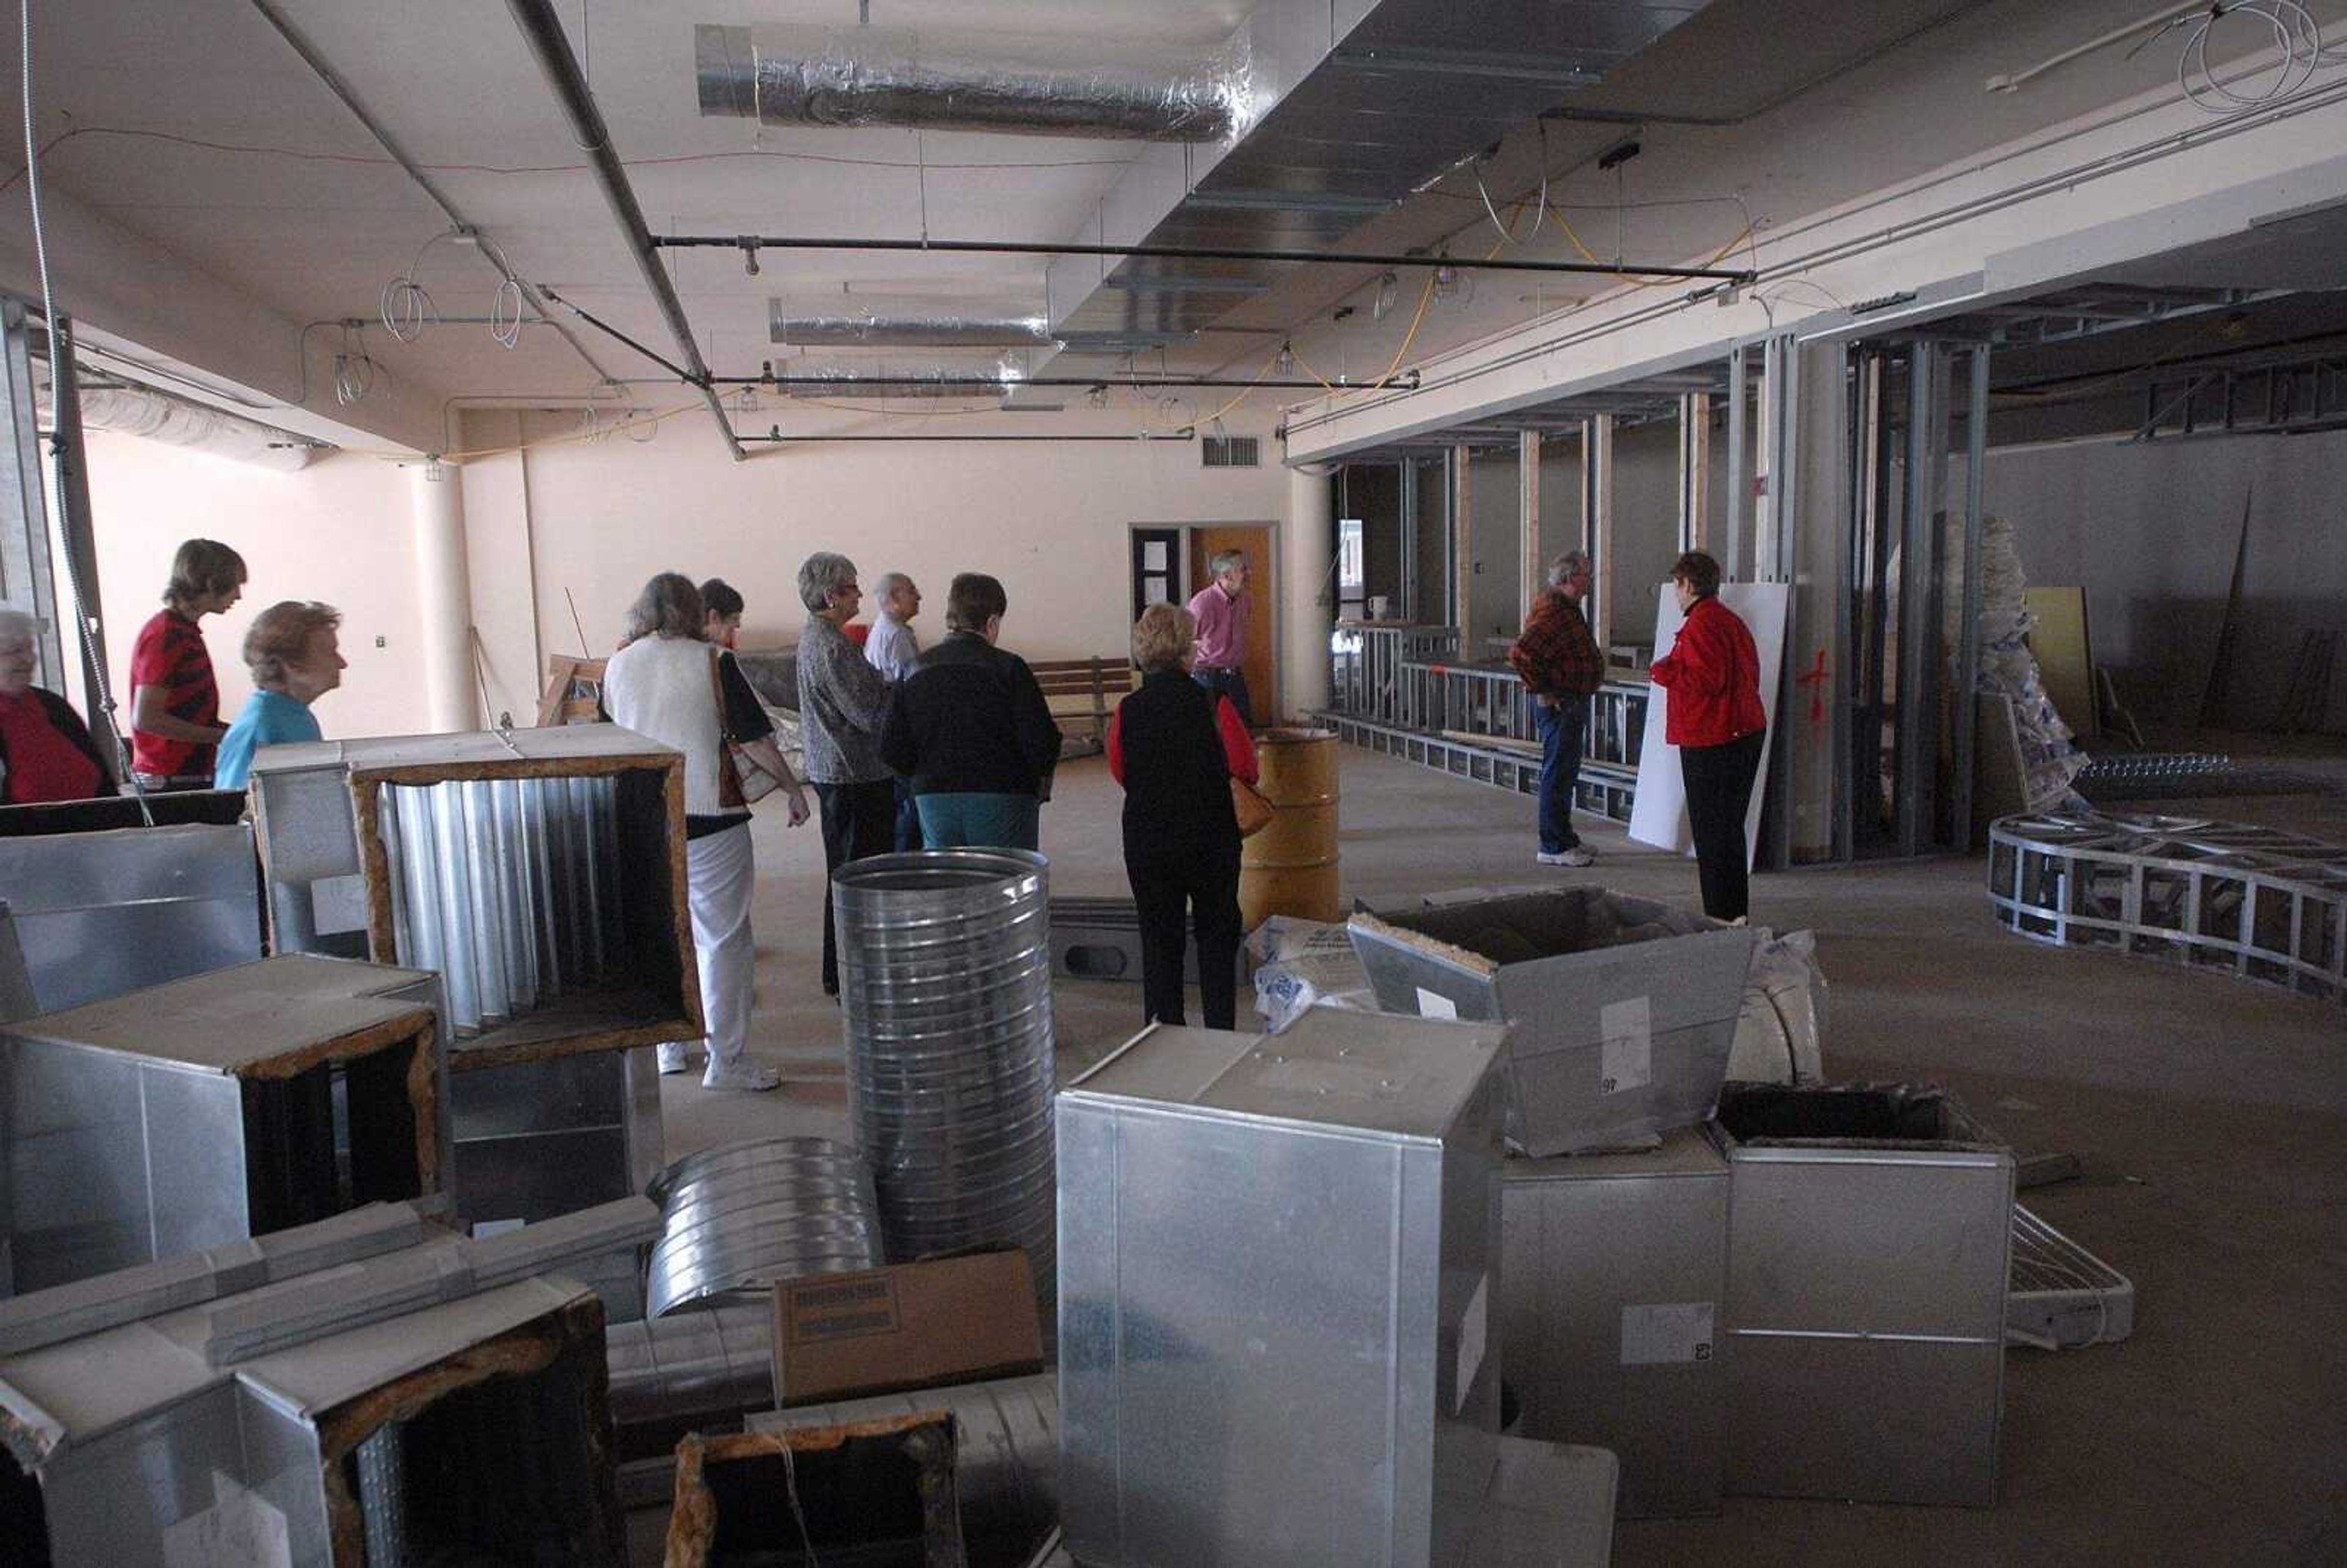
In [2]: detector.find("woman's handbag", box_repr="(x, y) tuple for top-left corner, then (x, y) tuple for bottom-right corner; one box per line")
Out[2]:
(709, 648), (784, 807)
(1230, 776), (1275, 838)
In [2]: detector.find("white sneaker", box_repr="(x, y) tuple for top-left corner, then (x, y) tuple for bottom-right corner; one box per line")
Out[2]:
(1537, 847), (1596, 868)
(701, 1062), (782, 1093)
(656, 1043), (691, 1075)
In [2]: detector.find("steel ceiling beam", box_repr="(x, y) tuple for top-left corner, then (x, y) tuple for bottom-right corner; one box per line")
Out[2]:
(503, 0), (744, 460)
(650, 233), (1754, 283)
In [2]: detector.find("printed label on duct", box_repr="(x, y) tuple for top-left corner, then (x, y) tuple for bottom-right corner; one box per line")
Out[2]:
(1415, 987), (1459, 1020)
(1598, 996), (1653, 1096)
(163, 1473), (293, 1568)
(1456, 1273), (1491, 1415)
(1620, 1302), (1715, 1366)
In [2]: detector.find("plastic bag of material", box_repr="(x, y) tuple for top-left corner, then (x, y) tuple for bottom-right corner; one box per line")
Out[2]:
(1727, 928), (1828, 1084)
(1248, 915), (1376, 1034)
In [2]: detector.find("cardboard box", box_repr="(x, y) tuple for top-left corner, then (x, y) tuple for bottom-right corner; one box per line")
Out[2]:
(773, 1248), (1044, 1407)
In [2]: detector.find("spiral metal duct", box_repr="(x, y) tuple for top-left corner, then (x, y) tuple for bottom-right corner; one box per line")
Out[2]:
(646, 1137), (885, 1317)
(832, 849), (1057, 1305)
(378, 774), (625, 1038)
(695, 23), (1245, 142)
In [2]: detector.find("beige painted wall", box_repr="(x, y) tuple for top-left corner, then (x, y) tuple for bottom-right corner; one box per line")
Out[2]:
(81, 431), (425, 740)
(72, 417), (1294, 744)
(462, 409), (1291, 724)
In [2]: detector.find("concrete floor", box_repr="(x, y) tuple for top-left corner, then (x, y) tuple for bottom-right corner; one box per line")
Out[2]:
(648, 746), (2347, 1566)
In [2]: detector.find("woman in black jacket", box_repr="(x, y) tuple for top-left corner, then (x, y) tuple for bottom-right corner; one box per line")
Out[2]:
(1107, 603), (1259, 1030)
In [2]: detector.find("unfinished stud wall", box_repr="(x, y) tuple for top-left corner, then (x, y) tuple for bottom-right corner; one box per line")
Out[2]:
(1978, 429), (2347, 731)
(460, 410), (1290, 723)
(81, 431), (425, 738)
(1467, 449), (1522, 647)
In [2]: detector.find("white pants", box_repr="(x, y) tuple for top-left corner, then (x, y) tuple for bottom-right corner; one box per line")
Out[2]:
(667, 822), (755, 1072)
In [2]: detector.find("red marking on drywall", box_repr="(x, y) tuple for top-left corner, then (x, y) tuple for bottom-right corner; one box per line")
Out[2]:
(1796, 649), (1830, 724)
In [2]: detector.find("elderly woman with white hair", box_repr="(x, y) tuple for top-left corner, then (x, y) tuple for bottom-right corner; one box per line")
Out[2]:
(0, 606), (114, 805)
(213, 601), (347, 791)
(796, 551), (897, 998)
(607, 572), (812, 1092)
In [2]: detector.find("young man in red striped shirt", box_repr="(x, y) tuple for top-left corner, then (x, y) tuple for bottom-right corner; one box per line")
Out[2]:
(1509, 551), (1605, 868)
(128, 538), (246, 790)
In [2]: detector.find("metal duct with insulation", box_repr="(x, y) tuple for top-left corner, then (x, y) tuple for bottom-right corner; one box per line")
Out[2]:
(769, 310), (1056, 348)
(39, 378), (317, 471)
(696, 23), (1248, 141)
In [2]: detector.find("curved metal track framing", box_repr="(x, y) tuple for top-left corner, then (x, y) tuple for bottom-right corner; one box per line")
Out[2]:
(1987, 811), (2346, 1006)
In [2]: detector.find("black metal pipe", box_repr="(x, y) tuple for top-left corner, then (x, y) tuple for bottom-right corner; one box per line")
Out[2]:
(710, 370), (1419, 391)
(743, 430), (1197, 444)
(651, 233), (1753, 282)
(502, 0), (744, 460)
(537, 290), (694, 382)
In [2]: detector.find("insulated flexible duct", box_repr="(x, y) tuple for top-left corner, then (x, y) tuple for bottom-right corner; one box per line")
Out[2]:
(38, 379), (317, 472)
(695, 23), (1248, 141)
(769, 313), (1056, 348)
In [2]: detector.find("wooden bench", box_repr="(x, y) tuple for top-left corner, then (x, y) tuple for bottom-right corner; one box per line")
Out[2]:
(1030, 656), (1135, 757)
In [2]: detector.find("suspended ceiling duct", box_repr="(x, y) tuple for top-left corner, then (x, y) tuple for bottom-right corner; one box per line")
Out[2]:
(1016, 0), (1722, 400)
(694, 23), (1247, 142)
(39, 375), (320, 472)
(769, 310), (1056, 349)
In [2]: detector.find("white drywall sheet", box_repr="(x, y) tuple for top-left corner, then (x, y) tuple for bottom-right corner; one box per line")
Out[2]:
(1629, 582), (1790, 865)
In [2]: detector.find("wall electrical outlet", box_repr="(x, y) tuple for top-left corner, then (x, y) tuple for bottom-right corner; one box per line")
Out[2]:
(375, 636), (387, 648)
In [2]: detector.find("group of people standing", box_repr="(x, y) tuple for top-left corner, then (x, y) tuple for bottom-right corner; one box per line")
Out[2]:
(0, 537), (344, 806)
(604, 548), (1265, 1091)
(1510, 546), (1769, 923)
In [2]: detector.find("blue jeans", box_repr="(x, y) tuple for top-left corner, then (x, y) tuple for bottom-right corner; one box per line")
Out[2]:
(916, 791), (1041, 851)
(1192, 666), (1254, 727)
(1535, 695), (1589, 854)
(892, 774), (924, 852)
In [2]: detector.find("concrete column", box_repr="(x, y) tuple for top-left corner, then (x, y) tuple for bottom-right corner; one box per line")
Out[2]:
(1282, 463), (1335, 722)
(411, 460), (479, 733)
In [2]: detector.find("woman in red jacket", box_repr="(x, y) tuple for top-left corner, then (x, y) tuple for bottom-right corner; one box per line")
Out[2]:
(1648, 551), (1767, 921)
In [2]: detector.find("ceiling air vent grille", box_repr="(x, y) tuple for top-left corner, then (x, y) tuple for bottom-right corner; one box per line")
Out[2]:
(1202, 434), (1260, 467)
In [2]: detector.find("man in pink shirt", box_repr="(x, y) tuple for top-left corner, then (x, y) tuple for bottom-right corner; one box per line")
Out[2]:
(1184, 549), (1254, 726)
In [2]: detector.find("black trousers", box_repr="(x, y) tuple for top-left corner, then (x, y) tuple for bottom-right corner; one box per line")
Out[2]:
(1125, 840), (1243, 1030)
(817, 779), (897, 994)
(1680, 728), (1766, 921)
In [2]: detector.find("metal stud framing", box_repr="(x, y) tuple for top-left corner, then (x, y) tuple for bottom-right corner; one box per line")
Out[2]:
(1988, 811), (2347, 1006)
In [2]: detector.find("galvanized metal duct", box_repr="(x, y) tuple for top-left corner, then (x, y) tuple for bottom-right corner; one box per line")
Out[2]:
(605, 1302), (776, 1435)
(695, 23), (1247, 141)
(378, 774), (625, 1038)
(645, 1137), (886, 1316)
(833, 849), (1057, 1308)
(769, 310), (1056, 348)
(756, 1372), (1060, 1559)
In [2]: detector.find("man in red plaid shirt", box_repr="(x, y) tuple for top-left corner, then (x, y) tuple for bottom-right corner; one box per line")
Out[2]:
(1508, 551), (1604, 867)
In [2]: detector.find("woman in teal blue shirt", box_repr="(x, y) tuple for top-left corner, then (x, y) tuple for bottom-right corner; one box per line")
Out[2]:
(215, 601), (345, 789)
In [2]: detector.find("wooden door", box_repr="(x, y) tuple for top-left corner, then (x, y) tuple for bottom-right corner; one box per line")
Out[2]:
(1188, 524), (1274, 725)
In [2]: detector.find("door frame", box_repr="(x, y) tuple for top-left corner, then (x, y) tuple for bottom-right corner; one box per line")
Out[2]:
(1127, 518), (1280, 719)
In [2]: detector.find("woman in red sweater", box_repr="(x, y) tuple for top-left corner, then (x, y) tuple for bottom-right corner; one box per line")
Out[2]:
(1648, 551), (1767, 921)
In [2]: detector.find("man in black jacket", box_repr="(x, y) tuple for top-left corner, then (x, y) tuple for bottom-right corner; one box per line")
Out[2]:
(879, 573), (1060, 851)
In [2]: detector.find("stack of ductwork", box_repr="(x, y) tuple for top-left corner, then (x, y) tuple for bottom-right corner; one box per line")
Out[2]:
(645, 1138), (885, 1316)
(832, 849), (1058, 1312)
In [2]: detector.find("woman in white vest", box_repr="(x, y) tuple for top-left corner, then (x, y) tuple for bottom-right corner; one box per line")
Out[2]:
(606, 573), (810, 1091)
